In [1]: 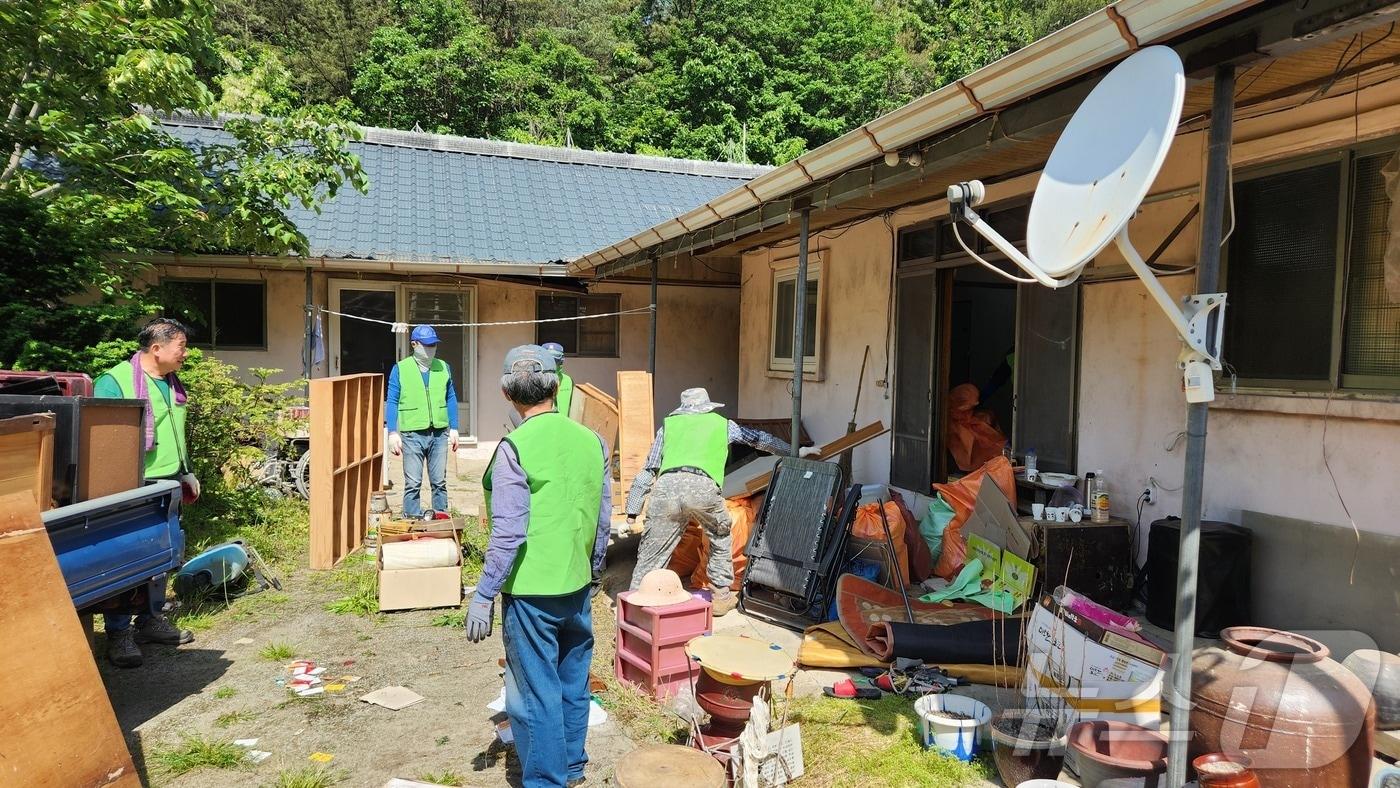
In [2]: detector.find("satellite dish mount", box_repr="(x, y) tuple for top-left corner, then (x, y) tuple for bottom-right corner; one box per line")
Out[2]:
(946, 46), (1226, 403)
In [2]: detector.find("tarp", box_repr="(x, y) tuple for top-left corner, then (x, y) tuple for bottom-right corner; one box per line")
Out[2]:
(931, 456), (1018, 580)
(946, 383), (1007, 473)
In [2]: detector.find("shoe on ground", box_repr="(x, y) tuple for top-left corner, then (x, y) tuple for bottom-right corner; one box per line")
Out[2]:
(711, 589), (739, 617)
(134, 615), (195, 646)
(566, 778), (586, 787)
(107, 628), (143, 668)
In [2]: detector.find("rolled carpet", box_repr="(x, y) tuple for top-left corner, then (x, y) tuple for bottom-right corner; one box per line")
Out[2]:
(868, 616), (1025, 666)
(381, 537), (460, 570)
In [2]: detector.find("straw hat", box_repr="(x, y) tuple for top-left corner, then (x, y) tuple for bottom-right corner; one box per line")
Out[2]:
(628, 569), (693, 607)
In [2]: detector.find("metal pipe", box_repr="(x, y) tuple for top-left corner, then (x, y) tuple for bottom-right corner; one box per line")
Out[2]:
(304, 268), (313, 398)
(649, 256), (658, 375)
(1166, 63), (1234, 788)
(791, 208), (811, 457)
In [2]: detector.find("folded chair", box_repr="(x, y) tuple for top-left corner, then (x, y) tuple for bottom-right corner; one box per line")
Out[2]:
(739, 457), (860, 631)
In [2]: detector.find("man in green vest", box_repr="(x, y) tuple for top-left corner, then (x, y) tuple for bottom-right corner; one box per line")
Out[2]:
(386, 325), (460, 517)
(542, 342), (574, 418)
(93, 317), (198, 668)
(466, 344), (610, 788)
(624, 388), (819, 616)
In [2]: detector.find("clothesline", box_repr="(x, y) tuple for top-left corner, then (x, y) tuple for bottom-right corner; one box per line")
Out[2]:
(313, 304), (654, 330)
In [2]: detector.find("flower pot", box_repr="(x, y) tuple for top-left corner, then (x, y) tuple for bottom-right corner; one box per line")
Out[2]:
(914, 694), (991, 761)
(991, 709), (1066, 786)
(1194, 753), (1262, 788)
(1067, 720), (1167, 787)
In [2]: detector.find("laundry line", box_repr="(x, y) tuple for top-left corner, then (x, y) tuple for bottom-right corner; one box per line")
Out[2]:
(313, 304), (655, 332)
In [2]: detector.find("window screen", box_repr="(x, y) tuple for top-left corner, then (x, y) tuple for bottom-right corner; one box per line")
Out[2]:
(1342, 152), (1400, 384)
(1225, 163), (1339, 382)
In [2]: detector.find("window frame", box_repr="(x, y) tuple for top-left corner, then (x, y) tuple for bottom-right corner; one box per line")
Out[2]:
(767, 253), (825, 376)
(160, 277), (268, 351)
(533, 292), (621, 358)
(1221, 140), (1400, 395)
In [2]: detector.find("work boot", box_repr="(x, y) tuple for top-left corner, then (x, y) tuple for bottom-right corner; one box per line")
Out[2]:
(134, 615), (195, 646)
(106, 628), (143, 668)
(711, 589), (739, 617)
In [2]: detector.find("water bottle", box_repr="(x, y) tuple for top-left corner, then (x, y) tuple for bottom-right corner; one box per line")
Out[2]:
(1091, 470), (1110, 523)
(1024, 448), (1038, 481)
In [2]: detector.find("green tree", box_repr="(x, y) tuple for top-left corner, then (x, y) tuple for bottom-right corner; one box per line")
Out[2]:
(498, 31), (611, 147)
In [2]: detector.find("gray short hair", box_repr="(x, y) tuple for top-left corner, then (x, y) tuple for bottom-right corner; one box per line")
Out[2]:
(500, 370), (558, 407)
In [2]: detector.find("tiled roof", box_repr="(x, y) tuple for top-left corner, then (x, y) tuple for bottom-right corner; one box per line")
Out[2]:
(161, 117), (770, 266)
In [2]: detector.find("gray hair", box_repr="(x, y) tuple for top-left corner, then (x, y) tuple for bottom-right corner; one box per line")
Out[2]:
(500, 370), (558, 407)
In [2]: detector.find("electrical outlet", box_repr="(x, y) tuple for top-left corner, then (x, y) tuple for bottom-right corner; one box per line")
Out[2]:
(1142, 486), (1154, 505)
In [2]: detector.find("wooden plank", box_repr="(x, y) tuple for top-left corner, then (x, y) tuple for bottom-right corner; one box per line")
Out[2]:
(1378, 729), (1400, 762)
(77, 402), (143, 501)
(616, 371), (654, 505)
(744, 421), (889, 494)
(0, 413), (55, 511)
(0, 491), (140, 786)
(574, 383), (620, 453)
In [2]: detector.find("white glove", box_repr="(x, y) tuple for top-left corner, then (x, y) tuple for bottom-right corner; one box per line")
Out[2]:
(449, 429), (460, 452)
(388, 432), (402, 456)
(179, 473), (200, 503)
(798, 446), (822, 459)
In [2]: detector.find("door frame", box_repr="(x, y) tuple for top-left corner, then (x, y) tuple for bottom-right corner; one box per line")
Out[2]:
(329, 279), (479, 439)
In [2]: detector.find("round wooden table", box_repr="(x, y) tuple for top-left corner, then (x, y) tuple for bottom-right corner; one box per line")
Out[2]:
(613, 744), (727, 787)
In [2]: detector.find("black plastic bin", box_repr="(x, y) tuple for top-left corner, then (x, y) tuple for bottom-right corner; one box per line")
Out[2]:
(1145, 516), (1252, 637)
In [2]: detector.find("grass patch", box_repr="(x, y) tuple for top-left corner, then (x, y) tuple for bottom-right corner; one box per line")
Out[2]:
(265, 765), (344, 788)
(175, 606), (220, 632)
(214, 710), (256, 728)
(415, 771), (465, 786)
(460, 515), (488, 582)
(781, 695), (994, 787)
(323, 557), (379, 617)
(213, 686), (237, 699)
(150, 734), (246, 776)
(430, 609), (465, 628)
(259, 642), (295, 661)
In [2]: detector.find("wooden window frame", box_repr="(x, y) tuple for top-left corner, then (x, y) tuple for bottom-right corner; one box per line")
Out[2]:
(160, 277), (268, 351)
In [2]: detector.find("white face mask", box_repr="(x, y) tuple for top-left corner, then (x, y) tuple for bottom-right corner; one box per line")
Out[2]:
(413, 343), (436, 366)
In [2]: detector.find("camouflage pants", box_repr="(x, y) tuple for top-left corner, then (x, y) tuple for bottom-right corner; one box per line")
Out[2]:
(629, 471), (734, 591)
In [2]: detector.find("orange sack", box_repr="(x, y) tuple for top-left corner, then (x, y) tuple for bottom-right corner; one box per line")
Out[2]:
(947, 383), (1008, 473)
(931, 455), (1017, 580)
(851, 501), (910, 586)
(665, 495), (759, 591)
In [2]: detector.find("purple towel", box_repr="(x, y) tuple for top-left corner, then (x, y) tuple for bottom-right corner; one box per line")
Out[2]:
(130, 351), (187, 452)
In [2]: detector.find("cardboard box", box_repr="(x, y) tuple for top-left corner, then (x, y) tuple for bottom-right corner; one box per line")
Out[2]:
(1022, 597), (1165, 728)
(377, 530), (462, 612)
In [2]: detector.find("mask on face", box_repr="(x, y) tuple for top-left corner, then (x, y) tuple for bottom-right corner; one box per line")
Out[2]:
(413, 343), (436, 369)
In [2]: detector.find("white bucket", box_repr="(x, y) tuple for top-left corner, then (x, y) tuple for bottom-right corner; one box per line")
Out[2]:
(914, 694), (991, 761)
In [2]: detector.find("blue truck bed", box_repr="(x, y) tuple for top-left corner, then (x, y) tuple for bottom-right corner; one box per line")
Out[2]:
(41, 480), (185, 609)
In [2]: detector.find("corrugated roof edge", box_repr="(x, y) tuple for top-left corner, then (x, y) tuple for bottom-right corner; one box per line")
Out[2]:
(566, 0), (1263, 274)
(157, 110), (773, 180)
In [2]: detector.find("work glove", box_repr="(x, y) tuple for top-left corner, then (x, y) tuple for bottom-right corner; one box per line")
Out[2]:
(449, 429), (460, 452)
(388, 432), (403, 456)
(798, 446), (821, 459)
(465, 593), (494, 643)
(179, 473), (200, 504)
(590, 567), (603, 599)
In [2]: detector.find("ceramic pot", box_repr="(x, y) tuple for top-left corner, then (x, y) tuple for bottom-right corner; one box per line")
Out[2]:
(1066, 720), (1167, 787)
(1194, 753), (1262, 788)
(1341, 649), (1400, 730)
(990, 710), (1066, 786)
(1190, 627), (1375, 788)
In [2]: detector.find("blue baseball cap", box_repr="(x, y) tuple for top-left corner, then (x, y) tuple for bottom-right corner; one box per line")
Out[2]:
(410, 325), (440, 345)
(541, 342), (565, 363)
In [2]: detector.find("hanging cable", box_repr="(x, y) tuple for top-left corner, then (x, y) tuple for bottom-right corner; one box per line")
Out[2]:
(317, 304), (655, 329)
(951, 223), (1039, 283)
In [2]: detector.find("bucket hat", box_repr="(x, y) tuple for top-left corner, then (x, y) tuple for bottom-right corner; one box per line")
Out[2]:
(671, 387), (725, 415)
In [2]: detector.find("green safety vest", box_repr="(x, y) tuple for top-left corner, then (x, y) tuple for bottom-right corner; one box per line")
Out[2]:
(482, 412), (604, 596)
(395, 357), (450, 432)
(660, 412), (729, 485)
(556, 371), (574, 418)
(103, 360), (189, 479)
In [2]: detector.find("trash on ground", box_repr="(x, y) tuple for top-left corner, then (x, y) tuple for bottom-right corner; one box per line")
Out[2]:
(360, 686), (425, 710)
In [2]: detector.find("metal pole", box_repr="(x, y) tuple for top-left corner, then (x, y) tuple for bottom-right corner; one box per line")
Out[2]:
(303, 268), (313, 399)
(649, 256), (658, 375)
(791, 208), (811, 457)
(1166, 63), (1234, 788)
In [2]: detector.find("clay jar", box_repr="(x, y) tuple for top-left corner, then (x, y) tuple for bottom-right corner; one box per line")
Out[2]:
(1193, 753), (1262, 788)
(989, 709), (1065, 786)
(1190, 626), (1376, 788)
(1067, 719), (1168, 786)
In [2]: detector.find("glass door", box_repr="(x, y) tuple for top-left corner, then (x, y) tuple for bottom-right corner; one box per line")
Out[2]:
(330, 282), (398, 378)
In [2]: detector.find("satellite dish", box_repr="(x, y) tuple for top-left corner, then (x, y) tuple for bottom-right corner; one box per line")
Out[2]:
(948, 45), (1227, 402)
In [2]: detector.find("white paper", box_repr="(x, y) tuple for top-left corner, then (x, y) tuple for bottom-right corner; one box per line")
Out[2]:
(233, 738), (259, 747)
(233, 637), (255, 645)
(246, 751), (272, 764)
(296, 686), (325, 697)
(360, 686), (425, 710)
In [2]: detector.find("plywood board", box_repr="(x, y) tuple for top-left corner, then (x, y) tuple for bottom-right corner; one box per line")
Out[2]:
(616, 371), (654, 505)
(310, 374), (385, 569)
(745, 421), (888, 494)
(0, 491), (139, 786)
(0, 413), (54, 511)
(78, 402), (143, 501)
(573, 383), (619, 453)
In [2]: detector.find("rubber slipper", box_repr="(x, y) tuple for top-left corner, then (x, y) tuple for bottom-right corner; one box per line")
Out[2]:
(858, 667), (885, 678)
(823, 678), (881, 699)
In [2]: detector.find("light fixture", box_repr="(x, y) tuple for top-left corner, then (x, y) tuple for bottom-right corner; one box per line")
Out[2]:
(906, 151), (923, 168)
(883, 151), (900, 167)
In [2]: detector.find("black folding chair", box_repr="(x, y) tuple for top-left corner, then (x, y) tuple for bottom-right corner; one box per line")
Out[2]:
(739, 457), (860, 631)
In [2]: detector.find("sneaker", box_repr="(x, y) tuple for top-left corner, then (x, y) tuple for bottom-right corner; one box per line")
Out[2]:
(711, 589), (739, 617)
(134, 615), (195, 646)
(107, 628), (143, 668)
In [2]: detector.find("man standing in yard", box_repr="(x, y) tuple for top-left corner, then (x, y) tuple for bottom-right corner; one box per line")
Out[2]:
(93, 317), (198, 667)
(542, 342), (574, 418)
(466, 344), (610, 788)
(386, 325), (460, 518)
(624, 388), (818, 615)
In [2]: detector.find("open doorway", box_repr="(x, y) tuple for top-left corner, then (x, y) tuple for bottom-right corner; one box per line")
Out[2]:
(946, 265), (1016, 474)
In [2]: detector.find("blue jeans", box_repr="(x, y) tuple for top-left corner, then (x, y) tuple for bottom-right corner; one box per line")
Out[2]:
(503, 587), (594, 787)
(402, 428), (449, 517)
(104, 577), (166, 632)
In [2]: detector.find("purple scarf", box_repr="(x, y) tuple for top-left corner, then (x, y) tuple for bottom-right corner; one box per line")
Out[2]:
(131, 351), (188, 452)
